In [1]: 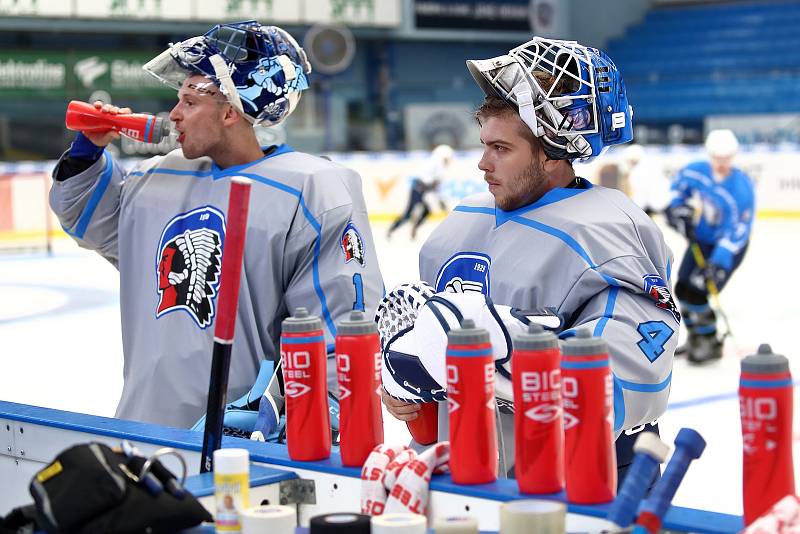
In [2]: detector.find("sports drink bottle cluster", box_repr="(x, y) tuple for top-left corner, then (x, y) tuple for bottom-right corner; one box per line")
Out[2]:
(280, 308), (383, 465)
(445, 320), (615, 503)
(274, 309), (795, 525)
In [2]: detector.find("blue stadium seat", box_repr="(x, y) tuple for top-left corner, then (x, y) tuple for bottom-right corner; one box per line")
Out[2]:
(607, 0), (800, 123)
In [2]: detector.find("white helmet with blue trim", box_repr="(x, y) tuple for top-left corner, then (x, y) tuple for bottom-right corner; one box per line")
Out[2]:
(144, 20), (311, 127)
(467, 37), (633, 162)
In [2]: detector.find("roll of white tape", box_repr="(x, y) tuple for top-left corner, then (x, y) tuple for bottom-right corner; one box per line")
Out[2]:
(371, 513), (427, 534)
(432, 515), (479, 533)
(241, 505), (296, 534)
(500, 500), (566, 534)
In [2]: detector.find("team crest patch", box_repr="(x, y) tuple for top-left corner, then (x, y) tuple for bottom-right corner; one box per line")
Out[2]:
(341, 221), (365, 267)
(643, 274), (680, 322)
(156, 206), (225, 328)
(435, 252), (491, 294)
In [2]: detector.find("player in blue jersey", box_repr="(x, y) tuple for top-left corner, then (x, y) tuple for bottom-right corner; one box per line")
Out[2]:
(49, 21), (384, 428)
(380, 37), (676, 484)
(666, 129), (755, 364)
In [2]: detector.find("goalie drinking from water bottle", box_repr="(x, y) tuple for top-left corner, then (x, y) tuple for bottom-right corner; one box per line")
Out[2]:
(49, 21), (383, 429)
(376, 37), (677, 485)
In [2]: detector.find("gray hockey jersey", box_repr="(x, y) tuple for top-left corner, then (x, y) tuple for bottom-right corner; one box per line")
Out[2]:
(419, 181), (677, 433)
(50, 145), (384, 428)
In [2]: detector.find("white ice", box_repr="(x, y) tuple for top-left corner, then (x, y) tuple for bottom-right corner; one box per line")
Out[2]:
(1, 216), (799, 517)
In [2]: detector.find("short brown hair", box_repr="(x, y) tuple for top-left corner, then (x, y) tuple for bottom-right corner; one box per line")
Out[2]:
(475, 95), (539, 151)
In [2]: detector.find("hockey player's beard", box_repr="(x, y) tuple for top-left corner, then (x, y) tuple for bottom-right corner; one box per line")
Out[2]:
(492, 159), (549, 211)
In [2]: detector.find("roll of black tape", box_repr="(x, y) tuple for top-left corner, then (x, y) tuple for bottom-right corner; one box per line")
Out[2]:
(310, 513), (372, 533)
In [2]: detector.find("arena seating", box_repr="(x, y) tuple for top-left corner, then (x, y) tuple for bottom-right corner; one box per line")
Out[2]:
(606, 0), (800, 122)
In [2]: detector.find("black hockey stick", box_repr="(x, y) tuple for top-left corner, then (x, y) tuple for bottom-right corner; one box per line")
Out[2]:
(200, 176), (252, 473)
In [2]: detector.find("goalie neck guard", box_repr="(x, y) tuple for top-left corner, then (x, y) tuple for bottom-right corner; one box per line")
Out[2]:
(143, 20), (311, 127)
(466, 37), (633, 162)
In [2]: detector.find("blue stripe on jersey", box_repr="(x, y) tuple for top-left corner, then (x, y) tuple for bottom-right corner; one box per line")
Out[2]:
(212, 145), (295, 178)
(128, 168), (212, 178)
(237, 171), (337, 339)
(72, 152), (115, 239)
(453, 205), (623, 290)
(127, 145), (295, 179)
(494, 186), (592, 226)
(594, 286), (620, 336)
(453, 205), (493, 216)
(509, 217), (596, 267)
(612, 371), (673, 431)
(613, 377), (624, 431)
(616, 371), (672, 393)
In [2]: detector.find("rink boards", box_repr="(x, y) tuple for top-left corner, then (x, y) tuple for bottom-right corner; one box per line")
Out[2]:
(0, 401), (743, 533)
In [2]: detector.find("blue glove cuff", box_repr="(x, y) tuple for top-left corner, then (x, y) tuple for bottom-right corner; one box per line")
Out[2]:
(69, 132), (105, 161)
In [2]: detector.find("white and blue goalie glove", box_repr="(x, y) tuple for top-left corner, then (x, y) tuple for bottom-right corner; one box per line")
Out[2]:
(375, 281), (560, 406)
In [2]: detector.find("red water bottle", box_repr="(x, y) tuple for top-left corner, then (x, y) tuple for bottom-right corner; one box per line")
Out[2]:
(407, 402), (438, 446)
(447, 318), (497, 484)
(512, 323), (564, 494)
(281, 307), (331, 461)
(65, 100), (171, 143)
(562, 330), (616, 504)
(740, 343), (795, 525)
(336, 311), (384, 467)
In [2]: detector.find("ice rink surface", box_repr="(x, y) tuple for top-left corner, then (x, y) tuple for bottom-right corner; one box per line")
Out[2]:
(1, 215), (798, 517)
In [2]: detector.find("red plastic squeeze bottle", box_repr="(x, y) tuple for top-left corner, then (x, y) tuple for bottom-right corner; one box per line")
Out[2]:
(513, 323), (564, 494)
(740, 344), (795, 525)
(336, 311), (384, 467)
(562, 329), (616, 504)
(447, 318), (498, 484)
(65, 100), (170, 143)
(281, 307), (331, 461)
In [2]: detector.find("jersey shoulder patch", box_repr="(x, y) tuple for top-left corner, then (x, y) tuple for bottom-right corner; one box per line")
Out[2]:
(341, 220), (366, 267)
(643, 273), (680, 323)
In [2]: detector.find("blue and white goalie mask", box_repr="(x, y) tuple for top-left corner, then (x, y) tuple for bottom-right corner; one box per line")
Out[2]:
(143, 20), (311, 127)
(466, 37), (633, 162)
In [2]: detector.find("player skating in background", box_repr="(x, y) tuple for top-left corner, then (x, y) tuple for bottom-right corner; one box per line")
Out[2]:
(386, 144), (454, 240)
(379, 37), (677, 484)
(622, 143), (670, 217)
(49, 21), (383, 428)
(666, 129), (755, 364)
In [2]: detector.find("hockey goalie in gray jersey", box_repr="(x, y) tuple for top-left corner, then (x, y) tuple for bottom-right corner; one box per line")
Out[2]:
(49, 21), (384, 428)
(379, 37), (677, 485)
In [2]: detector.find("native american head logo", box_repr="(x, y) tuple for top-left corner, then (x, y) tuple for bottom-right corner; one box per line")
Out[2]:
(341, 221), (365, 267)
(156, 207), (225, 328)
(643, 273), (680, 323)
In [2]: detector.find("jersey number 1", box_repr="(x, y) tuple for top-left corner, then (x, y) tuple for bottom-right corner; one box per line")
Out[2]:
(352, 273), (365, 311)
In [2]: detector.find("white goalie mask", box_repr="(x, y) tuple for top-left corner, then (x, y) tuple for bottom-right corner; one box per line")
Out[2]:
(467, 37), (633, 162)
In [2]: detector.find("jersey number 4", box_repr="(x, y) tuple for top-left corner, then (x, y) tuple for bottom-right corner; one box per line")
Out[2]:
(637, 321), (674, 362)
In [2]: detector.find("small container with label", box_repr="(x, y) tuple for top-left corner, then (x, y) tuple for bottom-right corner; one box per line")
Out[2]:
(214, 448), (250, 533)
